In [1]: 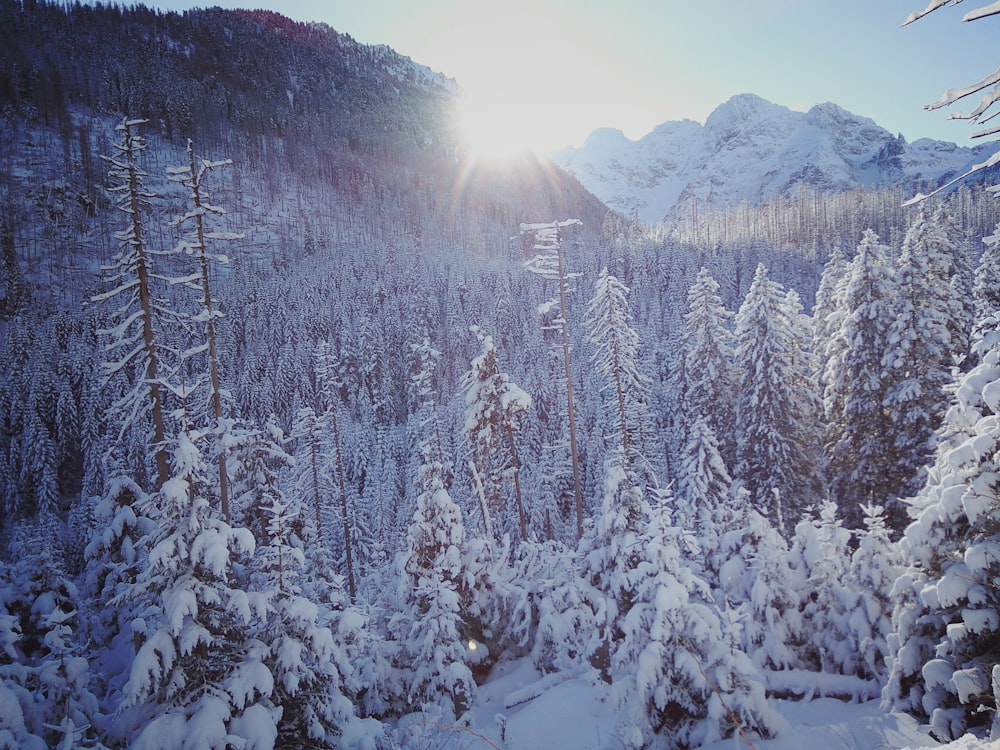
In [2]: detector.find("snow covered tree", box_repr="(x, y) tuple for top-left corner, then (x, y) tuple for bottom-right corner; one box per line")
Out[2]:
(0, 519), (107, 749)
(522, 219), (585, 539)
(824, 231), (899, 528)
(91, 118), (170, 489)
(884, 315), (1000, 741)
(227, 417), (291, 551)
(675, 417), (731, 553)
(882, 206), (968, 501)
(680, 268), (737, 465)
(711, 488), (807, 673)
(781, 288), (826, 510)
(389, 445), (476, 720)
(974, 229), (1000, 318)
(788, 501), (855, 675)
(813, 247), (849, 350)
(289, 406), (329, 547)
(734, 264), (822, 530)
(586, 267), (655, 479)
(582, 468), (781, 749)
(461, 327), (531, 541)
(167, 139), (242, 521)
(315, 342), (357, 601)
(846, 503), (902, 682)
(82, 476), (152, 652)
(115, 428), (275, 749)
(253, 479), (361, 748)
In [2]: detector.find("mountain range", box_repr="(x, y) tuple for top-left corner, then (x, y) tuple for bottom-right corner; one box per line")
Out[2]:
(552, 93), (1000, 224)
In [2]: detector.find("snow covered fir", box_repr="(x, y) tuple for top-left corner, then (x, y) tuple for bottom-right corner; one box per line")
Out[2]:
(1, 2), (1000, 749)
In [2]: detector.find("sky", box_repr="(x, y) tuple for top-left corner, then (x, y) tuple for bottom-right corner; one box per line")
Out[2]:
(132, 0), (997, 155)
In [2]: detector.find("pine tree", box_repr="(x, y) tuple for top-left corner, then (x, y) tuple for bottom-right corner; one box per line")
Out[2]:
(846, 503), (901, 682)
(581, 469), (780, 749)
(0, 518), (107, 748)
(788, 501), (854, 675)
(675, 417), (731, 551)
(389, 446), (476, 719)
(711, 488), (806, 673)
(289, 406), (329, 547)
(315, 342), (357, 601)
(254, 479), (360, 748)
(734, 264), (822, 530)
(973, 227), (1000, 318)
(82, 476), (152, 652)
(522, 219), (585, 540)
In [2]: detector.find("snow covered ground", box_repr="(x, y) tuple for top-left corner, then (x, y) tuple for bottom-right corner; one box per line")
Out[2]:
(392, 657), (999, 750)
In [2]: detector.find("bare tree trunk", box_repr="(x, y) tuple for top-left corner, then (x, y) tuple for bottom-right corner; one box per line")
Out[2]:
(329, 405), (356, 603)
(504, 421), (528, 541)
(310, 439), (324, 545)
(184, 140), (229, 520)
(123, 121), (169, 487)
(554, 228), (585, 541)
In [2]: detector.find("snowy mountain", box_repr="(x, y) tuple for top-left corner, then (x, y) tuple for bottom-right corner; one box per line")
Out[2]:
(553, 93), (1000, 224)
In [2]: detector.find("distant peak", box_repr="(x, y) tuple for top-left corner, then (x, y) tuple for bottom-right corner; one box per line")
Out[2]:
(583, 128), (630, 147)
(705, 94), (790, 128)
(805, 101), (878, 127)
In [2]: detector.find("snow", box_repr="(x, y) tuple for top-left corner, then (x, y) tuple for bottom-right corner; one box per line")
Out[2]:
(399, 655), (999, 750)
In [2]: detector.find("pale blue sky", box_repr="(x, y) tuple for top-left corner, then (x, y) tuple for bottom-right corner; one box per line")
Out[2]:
(135, 0), (996, 151)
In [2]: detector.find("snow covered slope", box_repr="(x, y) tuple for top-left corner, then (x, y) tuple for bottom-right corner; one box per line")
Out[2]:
(552, 93), (1000, 224)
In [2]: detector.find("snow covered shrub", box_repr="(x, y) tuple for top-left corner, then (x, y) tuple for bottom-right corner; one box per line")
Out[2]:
(712, 490), (807, 673)
(846, 503), (902, 682)
(0, 519), (106, 748)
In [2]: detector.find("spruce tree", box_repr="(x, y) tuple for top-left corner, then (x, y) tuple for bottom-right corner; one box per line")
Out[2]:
(116, 428), (274, 749)
(824, 231), (898, 528)
(734, 264), (822, 530)
(581, 468), (780, 749)
(389, 447), (475, 720)
(522, 219), (585, 539)
(680, 268), (737, 465)
(883, 206), (967, 501)
(586, 267), (654, 479)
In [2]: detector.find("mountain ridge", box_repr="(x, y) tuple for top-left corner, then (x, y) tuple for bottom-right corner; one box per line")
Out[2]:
(552, 93), (1000, 224)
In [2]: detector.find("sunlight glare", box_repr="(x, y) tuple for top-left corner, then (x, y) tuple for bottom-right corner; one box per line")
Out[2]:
(457, 90), (539, 161)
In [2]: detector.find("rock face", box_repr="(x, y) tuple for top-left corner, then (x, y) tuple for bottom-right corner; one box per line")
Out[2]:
(552, 93), (999, 223)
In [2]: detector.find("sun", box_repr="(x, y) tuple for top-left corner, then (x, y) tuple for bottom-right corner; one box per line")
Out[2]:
(455, 90), (544, 162)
